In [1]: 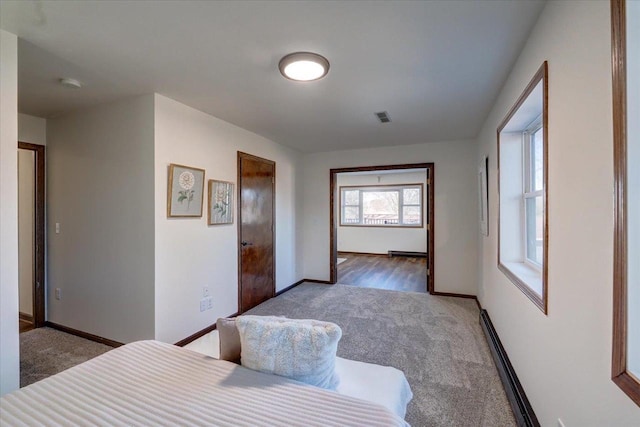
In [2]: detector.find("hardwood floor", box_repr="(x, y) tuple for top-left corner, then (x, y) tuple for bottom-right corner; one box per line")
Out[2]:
(337, 252), (427, 293)
(20, 319), (34, 333)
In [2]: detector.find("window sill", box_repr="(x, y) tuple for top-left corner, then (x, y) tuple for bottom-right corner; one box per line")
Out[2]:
(498, 261), (546, 313)
(503, 261), (542, 295)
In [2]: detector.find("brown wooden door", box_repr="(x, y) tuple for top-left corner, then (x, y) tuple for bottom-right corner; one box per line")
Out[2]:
(237, 152), (275, 313)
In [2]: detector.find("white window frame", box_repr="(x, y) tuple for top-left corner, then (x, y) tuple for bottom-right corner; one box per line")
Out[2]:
(522, 117), (544, 270)
(339, 184), (424, 228)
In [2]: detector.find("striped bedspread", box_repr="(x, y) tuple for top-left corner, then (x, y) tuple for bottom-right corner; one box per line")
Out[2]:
(1, 340), (407, 427)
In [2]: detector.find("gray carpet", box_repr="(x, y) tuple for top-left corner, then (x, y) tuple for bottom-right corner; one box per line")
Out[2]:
(20, 327), (112, 387)
(246, 283), (516, 427)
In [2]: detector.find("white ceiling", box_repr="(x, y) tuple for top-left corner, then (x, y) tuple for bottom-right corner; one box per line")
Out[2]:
(0, 0), (545, 153)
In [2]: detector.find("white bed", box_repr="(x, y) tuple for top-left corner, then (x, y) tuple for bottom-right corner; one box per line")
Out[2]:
(185, 330), (413, 419)
(1, 341), (407, 427)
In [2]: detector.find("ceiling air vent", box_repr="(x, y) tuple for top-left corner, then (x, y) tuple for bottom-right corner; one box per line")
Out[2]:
(375, 111), (391, 123)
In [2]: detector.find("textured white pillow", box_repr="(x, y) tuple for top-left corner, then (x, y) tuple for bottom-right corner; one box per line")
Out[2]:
(235, 315), (342, 390)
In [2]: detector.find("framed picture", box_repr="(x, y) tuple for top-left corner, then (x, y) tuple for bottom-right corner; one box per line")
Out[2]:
(478, 155), (489, 236)
(167, 164), (205, 218)
(208, 180), (234, 225)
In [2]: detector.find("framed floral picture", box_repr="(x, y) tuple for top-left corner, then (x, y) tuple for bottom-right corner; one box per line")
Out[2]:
(208, 179), (234, 225)
(167, 164), (205, 218)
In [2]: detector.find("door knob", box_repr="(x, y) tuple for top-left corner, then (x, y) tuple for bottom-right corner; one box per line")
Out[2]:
(241, 241), (253, 247)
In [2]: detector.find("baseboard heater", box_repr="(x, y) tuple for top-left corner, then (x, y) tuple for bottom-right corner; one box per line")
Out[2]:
(480, 309), (540, 427)
(387, 251), (427, 258)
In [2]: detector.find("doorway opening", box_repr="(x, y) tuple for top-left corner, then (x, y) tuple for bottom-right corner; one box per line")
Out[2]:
(18, 142), (46, 332)
(330, 163), (434, 293)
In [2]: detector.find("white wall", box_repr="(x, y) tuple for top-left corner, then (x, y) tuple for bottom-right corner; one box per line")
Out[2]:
(337, 171), (427, 254)
(47, 95), (156, 344)
(18, 113), (46, 145)
(154, 94), (303, 344)
(0, 29), (20, 396)
(476, 1), (640, 425)
(303, 139), (478, 295)
(18, 149), (34, 316)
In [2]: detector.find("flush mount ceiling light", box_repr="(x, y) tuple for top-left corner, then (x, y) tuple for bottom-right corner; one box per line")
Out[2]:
(59, 78), (82, 89)
(279, 52), (330, 82)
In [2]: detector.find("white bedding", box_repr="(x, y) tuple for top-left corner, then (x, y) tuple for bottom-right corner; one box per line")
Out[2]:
(335, 356), (413, 419)
(185, 330), (413, 419)
(1, 341), (407, 427)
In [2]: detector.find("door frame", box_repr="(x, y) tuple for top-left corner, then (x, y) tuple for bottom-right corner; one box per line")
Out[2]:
(329, 163), (435, 293)
(18, 142), (46, 327)
(236, 151), (276, 314)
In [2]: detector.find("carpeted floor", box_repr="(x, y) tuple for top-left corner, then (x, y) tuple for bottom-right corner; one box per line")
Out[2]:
(20, 327), (112, 387)
(18, 286), (514, 426)
(246, 283), (516, 427)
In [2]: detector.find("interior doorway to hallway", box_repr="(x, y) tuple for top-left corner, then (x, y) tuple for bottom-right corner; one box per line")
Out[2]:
(329, 163), (434, 293)
(17, 142), (46, 332)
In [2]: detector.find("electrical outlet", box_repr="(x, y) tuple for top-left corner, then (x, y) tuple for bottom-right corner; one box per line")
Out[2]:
(55, 223), (60, 234)
(199, 299), (206, 312)
(206, 297), (213, 310)
(203, 286), (210, 298)
(558, 419), (566, 427)
(55, 288), (61, 300)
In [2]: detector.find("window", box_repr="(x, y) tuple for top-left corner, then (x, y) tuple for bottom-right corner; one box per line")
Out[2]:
(612, 0), (640, 407)
(523, 118), (544, 267)
(497, 61), (548, 313)
(340, 184), (423, 227)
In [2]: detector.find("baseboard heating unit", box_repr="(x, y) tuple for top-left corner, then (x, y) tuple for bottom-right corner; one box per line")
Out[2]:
(387, 251), (427, 258)
(480, 309), (539, 427)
